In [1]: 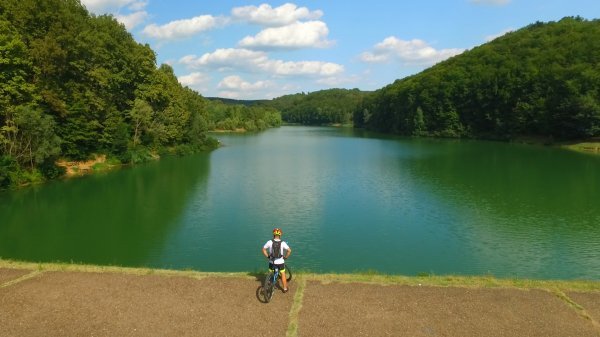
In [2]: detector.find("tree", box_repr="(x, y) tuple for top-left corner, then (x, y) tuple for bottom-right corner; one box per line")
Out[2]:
(1, 105), (61, 169)
(129, 98), (153, 148)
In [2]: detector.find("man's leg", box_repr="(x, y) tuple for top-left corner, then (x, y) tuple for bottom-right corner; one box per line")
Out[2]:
(281, 271), (288, 291)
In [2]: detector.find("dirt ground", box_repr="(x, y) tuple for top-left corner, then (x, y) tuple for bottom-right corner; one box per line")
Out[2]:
(568, 292), (600, 324)
(0, 271), (292, 337)
(0, 268), (30, 284)
(1, 268), (599, 337)
(299, 281), (600, 337)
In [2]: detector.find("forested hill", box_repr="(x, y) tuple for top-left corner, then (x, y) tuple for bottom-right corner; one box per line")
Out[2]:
(354, 17), (600, 140)
(0, 0), (218, 188)
(265, 89), (370, 125)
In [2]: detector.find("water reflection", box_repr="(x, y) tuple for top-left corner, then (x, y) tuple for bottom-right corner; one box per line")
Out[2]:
(404, 140), (600, 279)
(0, 153), (210, 266)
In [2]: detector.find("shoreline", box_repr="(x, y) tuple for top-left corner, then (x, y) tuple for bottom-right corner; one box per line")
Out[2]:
(1, 259), (599, 292)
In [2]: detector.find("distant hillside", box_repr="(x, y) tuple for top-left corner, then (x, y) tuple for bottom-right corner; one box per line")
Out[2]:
(205, 97), (268, 106)
(354, 17), (600, 140)
(264, 88), (370, 125)
(203, 99), (281, 131)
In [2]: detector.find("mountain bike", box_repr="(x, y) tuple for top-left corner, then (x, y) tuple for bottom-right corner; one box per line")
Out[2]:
(260, 262), (292, 303)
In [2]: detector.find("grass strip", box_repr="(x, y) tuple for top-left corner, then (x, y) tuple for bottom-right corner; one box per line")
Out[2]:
(550, 288), (600, 332)
(306, 272), (600, 292)
(0, 259), (252, 280)
(286, 276), (307, 337)
(0, 270), (43, 288)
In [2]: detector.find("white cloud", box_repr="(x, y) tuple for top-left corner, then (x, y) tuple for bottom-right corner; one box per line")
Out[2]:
(82, 0), (148, 29)
(238, 20), (332, 50)
(269, 60), (343, 76)
(81, 0), (139, 13)
(115, 11), (148, 29)
(127, 0), (147, 11)
(316, 74), (361, 87)
(180, 48), (269, 72)
(218, 76), (272, 91)
(485, 28), (514, 41)
(178, 72), (210, 87)
(180, 48), (344, 77)
(360, 36), (464, 65)
(231, 3), (323, 27)
(469, 0), (511, 5)
(142, 15), (228, 40)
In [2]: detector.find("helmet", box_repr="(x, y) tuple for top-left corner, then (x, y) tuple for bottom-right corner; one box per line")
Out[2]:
(272, 228), (282, 236)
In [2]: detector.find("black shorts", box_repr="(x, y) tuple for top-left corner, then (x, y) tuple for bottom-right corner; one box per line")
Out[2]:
(269, 262), (286, 273)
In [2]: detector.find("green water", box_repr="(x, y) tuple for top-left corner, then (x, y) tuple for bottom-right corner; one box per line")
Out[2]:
(1, 126), (599, 279)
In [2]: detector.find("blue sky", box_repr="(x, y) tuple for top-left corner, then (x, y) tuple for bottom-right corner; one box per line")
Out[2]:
(81, 0), (599, 99)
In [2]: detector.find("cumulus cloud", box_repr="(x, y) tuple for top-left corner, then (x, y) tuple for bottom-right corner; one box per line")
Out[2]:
(81, 0), (140, 13)
(115, 10), (148, 29)
(360, 36), (464, 65)
(231, 3), (323, 27)
(81, 0), (148, 29)
(142, 15), (228, 40)
(270, 60), (342, 76)
(469, 0), (511, 5)
(180, 48), (269, 72)
(218, 75), (272, 91)
(127, 0), (147, 11)
(180, 48), (344, 77)
(178, 72), (210, 88)
(238, 20), (332, 50)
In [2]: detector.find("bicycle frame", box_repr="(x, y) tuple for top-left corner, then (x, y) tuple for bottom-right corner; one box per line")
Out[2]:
(270, 267), (280, 284)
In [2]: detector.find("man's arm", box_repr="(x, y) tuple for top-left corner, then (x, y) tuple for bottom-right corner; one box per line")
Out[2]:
(284, 247), (292, 259)
(262, 247), (269, 259)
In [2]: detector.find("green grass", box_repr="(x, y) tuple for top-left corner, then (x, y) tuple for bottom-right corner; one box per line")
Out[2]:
(286, 276), (307, 337)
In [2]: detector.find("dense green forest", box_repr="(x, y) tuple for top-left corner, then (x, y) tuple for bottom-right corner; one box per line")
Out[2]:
(354, 17), (600, 140)
(265, 89), (369, 125)
(205, 99), (281, 132)
(0, 0), (282, 189)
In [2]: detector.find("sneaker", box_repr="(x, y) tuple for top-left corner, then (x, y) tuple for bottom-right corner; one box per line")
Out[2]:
(283, 288), (289, 293)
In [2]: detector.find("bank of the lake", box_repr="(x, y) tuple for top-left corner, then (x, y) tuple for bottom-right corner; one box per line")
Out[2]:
(2, 259), (599, 291)
(561, 141), (600, 155)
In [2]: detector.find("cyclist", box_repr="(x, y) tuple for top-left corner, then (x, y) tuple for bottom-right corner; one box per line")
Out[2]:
(262, 227), (292, 293)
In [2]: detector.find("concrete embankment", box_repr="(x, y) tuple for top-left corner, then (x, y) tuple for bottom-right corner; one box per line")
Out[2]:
(1, 260), (599, 337)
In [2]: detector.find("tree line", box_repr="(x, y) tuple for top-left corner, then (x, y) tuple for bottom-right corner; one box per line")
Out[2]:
(205, 99), (281, 132)
(264, 89), (369, 125)
(354, 17), (600, 140)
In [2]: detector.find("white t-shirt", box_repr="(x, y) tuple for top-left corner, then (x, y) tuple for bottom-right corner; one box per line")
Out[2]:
(263, 239), (289, 265)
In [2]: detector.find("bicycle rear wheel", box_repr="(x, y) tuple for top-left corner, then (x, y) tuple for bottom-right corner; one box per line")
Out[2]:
(284, 266), (292, 282)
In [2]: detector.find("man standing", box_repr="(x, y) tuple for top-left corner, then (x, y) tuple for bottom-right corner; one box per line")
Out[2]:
(262, 227), (292, 292)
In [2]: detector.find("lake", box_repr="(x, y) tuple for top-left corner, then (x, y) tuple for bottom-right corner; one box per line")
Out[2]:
(1, 126), (599, 279)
